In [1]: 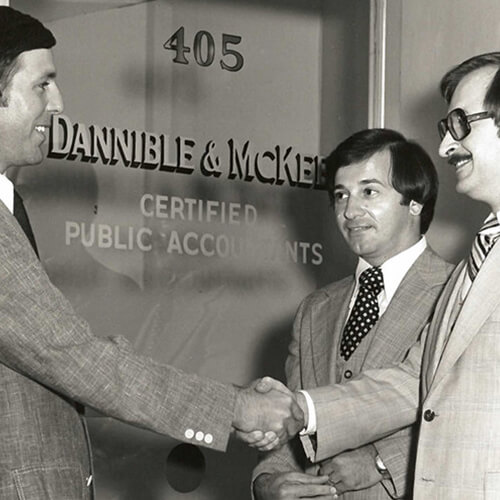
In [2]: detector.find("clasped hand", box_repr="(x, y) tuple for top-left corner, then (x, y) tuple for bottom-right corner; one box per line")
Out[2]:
(233, 377), (304, 451)
(318, 445), (384, 494)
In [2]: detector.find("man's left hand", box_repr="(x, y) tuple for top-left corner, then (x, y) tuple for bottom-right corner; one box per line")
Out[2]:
(318, 444), (385, 493)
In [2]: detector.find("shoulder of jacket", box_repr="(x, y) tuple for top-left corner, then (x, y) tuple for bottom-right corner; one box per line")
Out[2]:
(299, 275), (353, 309)
(414, 247), (456, 285)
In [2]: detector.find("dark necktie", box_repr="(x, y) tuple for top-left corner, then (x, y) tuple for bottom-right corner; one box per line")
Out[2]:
(467, 213), (500, 282)
(13, 190), (39, 258)
(340, 266), (384, 361)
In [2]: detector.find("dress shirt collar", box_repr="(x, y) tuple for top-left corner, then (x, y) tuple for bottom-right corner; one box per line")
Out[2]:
(355, 236), (427, 304)
(0, 173), (14, 214)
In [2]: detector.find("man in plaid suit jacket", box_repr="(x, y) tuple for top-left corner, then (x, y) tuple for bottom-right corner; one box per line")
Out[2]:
(0, 7), (302, 499)
(253, 129), (453, 499)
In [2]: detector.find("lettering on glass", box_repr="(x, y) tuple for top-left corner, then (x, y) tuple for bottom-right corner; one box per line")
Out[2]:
(164, 27), (244, 72)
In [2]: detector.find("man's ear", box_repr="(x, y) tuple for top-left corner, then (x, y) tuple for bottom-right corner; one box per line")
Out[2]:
(409, 200), (423, 216)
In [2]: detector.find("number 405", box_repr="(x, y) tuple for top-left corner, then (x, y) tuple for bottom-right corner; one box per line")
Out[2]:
(164, 26), (244, 72)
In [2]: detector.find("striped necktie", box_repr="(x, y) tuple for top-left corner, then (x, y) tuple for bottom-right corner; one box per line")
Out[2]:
(467, 213), (500, 282)
(340, 266), (384, 361)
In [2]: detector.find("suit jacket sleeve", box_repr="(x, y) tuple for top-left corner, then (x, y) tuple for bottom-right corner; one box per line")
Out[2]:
(307, 331), (424, 462)
(373, 427), (415, 498)
(0, 209), (236, 451)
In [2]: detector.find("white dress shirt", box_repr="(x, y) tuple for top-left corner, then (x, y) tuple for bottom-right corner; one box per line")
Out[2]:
(300, 236), (427, 435)
(0, 174), (14, 214)
(352, 236), (427, 318)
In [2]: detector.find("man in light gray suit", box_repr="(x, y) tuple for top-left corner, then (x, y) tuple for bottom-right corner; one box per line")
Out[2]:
(0, 7), (302, 499)
(284, 53), (500, 499)
(252, 129), (453, 499)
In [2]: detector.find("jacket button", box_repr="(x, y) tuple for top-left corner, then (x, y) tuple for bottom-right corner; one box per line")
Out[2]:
(344, 370), (353, 379)
(423, 409), (435, 422)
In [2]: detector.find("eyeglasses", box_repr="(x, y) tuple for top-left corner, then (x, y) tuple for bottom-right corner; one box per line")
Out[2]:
(438, 108), (493, 141)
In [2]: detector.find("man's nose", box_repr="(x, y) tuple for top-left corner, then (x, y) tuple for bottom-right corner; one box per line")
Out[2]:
(344, 196), (364, 219)
(48, 83), (64, 115)
(438, 130), (458, 158)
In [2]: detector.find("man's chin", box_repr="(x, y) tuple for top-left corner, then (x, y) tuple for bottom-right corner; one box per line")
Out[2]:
(13, 161), (43, 170)
(347, 243), (371, 258)
(25, 149), (46, 166)
(455, 178), (472, 197)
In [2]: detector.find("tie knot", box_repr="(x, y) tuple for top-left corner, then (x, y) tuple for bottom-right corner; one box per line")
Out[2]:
(359, 266), (384, 294)
(478, 213), (500, 243)
(467, 213), (500, 282)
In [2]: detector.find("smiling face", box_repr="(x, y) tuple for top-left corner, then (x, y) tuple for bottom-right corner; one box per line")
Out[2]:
(0, 48), (63, 173)
(439, 66), (500, 211)
(333, 149), (422, 266)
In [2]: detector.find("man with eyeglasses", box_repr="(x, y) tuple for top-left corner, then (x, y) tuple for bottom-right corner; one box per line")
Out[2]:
(256, 52), (500, 499)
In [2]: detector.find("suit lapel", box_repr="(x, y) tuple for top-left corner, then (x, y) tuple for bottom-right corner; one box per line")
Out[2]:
(363, 249), (437, 367)
(423, 262), (465, 391)
(310, 280), (353, 386)
(431, 244), (500, 390)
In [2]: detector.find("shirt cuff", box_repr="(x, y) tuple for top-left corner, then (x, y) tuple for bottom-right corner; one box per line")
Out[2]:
(298, 390), (317, 435)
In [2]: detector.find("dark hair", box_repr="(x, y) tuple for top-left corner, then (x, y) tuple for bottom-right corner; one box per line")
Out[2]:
(325, 128), (438, 234)
(440, 52), (500, 127)
(0, 52), (21, 101)
(0, 7), (56, 101)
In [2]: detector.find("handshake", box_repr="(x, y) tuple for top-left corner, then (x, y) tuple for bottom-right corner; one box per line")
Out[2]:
(232, 377), (307, 452)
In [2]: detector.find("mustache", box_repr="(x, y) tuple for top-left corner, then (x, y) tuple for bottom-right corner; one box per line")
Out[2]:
(447, 153), (472, 167)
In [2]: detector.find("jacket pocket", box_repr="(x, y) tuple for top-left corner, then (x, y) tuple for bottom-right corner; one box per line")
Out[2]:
(13, 464), (87, 500)
(485, 471), (500, 500)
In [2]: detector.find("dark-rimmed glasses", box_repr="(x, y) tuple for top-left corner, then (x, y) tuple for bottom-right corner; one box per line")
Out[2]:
(438, 108), (493, 141)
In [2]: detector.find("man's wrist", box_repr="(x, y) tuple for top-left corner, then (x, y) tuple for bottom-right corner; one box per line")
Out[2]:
(297, 390), (316, 435)
(232, 385), (248, 431)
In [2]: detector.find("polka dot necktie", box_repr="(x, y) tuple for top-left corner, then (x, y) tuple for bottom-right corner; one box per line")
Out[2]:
(467, 213), (500, 282)
(340, 266), (384, 361)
